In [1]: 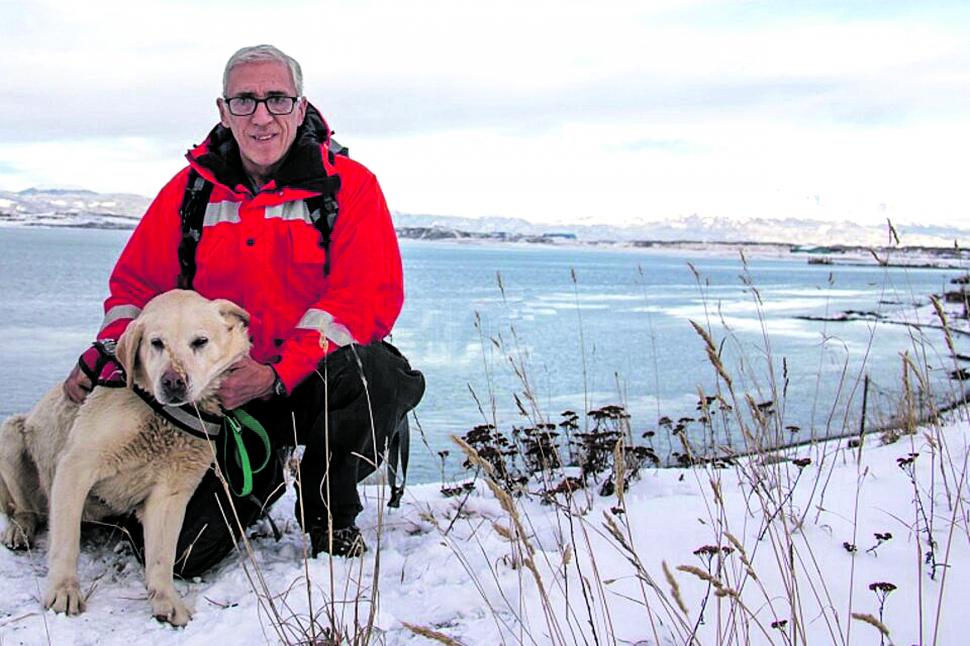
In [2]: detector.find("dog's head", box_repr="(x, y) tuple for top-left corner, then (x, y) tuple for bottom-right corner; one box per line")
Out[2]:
(114, 290), (251, 406)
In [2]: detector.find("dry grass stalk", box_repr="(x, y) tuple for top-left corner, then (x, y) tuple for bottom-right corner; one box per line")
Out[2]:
(900, 351), (929, 394)
(745, 393), (768, 429)
(709, 478), (723, 506)
(483, 475), (516, 519)
(851, 612), (891, 638)
(613, 438), (627, 506)
(930, 295), (957, 356)
(676, 564), (725, 590)
(867, 248), (889, 266)
(561, 544), (573, 568)
(452, 435), (496, 478)
(401, 621), (466, 645)
(492, 522), (514, 541)
(602, 513), (628, 549)
(451, 435), (566, 639)
(724, 532), (757, 581)
(690, 320), (733, 389)
(662, 561), (689, 616)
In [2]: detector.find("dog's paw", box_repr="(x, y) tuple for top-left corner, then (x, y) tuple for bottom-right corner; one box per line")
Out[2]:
(1, 518), (36, 551)
(150, 590), (192, 627)
(44, 577), (86, 615)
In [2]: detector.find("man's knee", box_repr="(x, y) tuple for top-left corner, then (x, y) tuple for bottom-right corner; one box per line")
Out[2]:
(348, 342), (425, 411)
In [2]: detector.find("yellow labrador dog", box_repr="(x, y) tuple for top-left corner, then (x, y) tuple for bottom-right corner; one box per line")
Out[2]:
(0, 289), (250, 626)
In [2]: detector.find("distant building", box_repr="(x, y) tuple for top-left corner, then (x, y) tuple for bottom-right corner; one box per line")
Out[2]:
(541, 232), (578, 240)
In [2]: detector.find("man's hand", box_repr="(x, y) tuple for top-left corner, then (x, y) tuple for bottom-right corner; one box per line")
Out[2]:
(63, 363), (93, 404)
(218, 356), (277, 410)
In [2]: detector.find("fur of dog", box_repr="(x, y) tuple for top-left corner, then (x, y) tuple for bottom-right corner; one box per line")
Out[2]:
(0, 289), (250, 626)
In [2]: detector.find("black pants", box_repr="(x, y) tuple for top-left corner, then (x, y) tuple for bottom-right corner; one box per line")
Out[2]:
(126, 341), (424, 578)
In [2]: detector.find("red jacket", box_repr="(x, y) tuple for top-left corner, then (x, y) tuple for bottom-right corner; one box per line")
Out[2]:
(98, 106), (404, 391)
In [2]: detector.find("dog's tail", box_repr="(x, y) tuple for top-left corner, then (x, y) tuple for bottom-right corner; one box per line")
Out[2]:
(0, 414), (28, 440)
(2, 415), (27, 428)
(0, 415), (29, 509)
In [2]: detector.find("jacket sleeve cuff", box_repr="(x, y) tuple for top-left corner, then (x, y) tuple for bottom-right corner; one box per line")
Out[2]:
(273, 332), (337, 393)
(98, 319), (133, 342)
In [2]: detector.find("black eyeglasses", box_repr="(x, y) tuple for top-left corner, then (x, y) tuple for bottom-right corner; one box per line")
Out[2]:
(223, 95), (301, 116)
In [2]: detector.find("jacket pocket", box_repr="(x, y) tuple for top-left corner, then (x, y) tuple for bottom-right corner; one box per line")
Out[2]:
(286, 227), (328, 303)
(291, 231), (327, 265)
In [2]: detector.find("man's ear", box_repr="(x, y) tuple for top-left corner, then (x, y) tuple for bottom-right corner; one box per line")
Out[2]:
(297, 96), (307, 126)
(115, 321), (144, 389)
(217, 97), (231, 128)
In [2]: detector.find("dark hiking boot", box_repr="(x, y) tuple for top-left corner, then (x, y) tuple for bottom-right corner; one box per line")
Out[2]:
(309, 524), (367, 558)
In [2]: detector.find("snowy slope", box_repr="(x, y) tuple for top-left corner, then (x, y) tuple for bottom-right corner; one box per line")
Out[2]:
(2, 413), (970, 645)
(0, 189), (148, 229)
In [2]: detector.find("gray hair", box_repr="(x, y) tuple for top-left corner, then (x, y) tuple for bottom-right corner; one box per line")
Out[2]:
(222, 44), (303, 96)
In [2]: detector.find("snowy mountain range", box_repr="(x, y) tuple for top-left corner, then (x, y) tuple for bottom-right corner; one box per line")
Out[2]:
(2, 187), (968, 248)
(0, 187), (148, 229)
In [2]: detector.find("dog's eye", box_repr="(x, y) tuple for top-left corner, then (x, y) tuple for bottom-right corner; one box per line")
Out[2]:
(150, 338), (164, 350)
(191, 337), (209, 350)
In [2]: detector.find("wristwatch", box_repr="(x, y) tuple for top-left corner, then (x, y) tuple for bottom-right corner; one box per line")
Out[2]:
(98, 339), (117, 357)
(271, 368), (287, 397)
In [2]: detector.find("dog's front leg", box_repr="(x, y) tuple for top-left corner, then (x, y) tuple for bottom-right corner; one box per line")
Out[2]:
(140, 481), (200, 626)
(44, 448), (102, 615)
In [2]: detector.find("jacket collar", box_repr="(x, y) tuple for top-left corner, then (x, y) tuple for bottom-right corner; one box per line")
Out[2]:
(186, 103), (340, 195)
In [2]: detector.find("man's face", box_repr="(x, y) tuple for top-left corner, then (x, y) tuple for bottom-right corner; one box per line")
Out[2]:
(217, 60), (307, 184)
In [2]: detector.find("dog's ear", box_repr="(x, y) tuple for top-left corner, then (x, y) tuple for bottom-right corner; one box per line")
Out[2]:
(216, 299), (250, 329)
(115, 320), (144, 389)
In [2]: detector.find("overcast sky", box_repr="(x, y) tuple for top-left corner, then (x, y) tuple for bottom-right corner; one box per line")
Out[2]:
(1, 0), (968, 227)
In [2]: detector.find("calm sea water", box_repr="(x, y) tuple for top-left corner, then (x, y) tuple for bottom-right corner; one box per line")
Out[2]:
(0, 227), (965, 482)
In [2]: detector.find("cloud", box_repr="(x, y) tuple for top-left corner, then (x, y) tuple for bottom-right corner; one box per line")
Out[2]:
(2, 0), (969, 227)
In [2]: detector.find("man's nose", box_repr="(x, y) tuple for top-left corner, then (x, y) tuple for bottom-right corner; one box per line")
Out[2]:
(250, 101), (273, 125)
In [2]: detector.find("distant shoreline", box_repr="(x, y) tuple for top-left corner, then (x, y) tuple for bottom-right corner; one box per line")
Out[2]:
(396, 229), (970, 270)
(6, 218), (970, 270)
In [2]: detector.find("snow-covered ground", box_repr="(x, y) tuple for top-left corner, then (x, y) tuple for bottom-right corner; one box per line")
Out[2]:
(2, 408), (970, 645)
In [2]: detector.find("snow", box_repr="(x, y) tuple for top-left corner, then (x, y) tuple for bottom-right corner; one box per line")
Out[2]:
(3, 411), (970, 645)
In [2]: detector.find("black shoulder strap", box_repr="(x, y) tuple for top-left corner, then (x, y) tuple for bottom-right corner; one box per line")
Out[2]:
(305, 137), (346, 277)
(177, 168), (213, 289)
(304, 193), (339, 276)
(328, 137), (349, 160)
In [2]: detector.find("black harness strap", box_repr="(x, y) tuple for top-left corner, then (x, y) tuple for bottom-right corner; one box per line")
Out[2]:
(386, 416), (410, 508)
(304, 193), (339, 276)
(177, 169), (213, 289)
(132, 385), (223, 440)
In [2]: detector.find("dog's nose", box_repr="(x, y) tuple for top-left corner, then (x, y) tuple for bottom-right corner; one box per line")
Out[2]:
(161, 370), (188, 401)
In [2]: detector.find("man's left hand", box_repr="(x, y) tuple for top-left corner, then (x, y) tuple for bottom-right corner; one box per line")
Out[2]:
(218, 356), (277, 410)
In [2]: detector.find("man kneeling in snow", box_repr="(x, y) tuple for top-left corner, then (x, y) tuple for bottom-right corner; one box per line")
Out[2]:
(64, 44), (425, 572)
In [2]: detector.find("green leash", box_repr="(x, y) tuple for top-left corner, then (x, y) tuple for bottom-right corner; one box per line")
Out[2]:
(223, 408), (272, 497)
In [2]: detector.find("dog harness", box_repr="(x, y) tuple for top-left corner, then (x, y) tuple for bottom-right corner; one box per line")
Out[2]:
(131, 385), (224, 440)
(131, 385), (271, 497)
